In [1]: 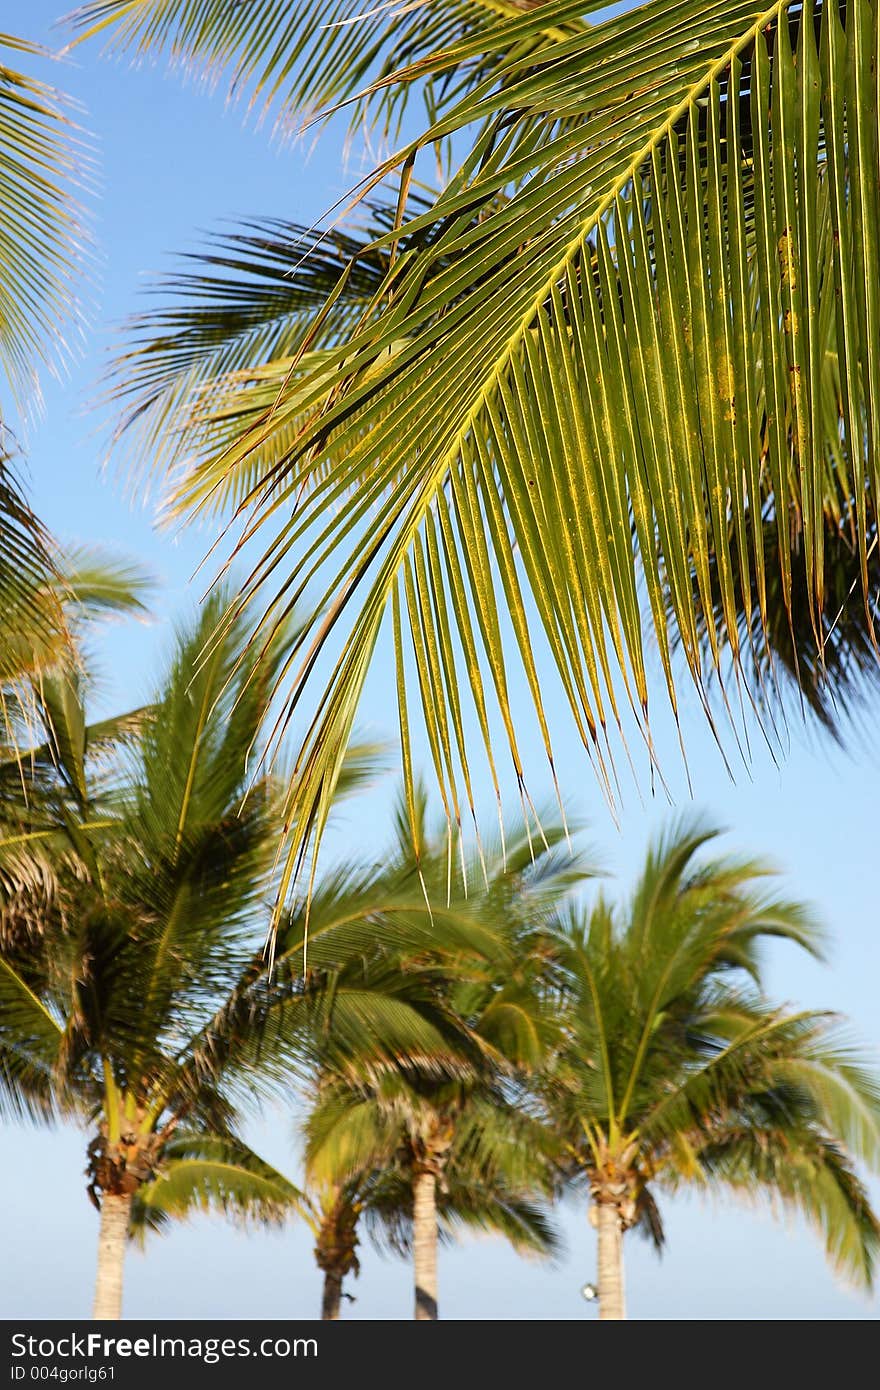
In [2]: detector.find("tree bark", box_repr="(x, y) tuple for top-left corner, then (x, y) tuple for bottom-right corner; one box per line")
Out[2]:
(92, 1193), (132, 1320)
(413, 1167), (439, 1320)
(321, 1269), (343, 1321)
(596, 1203), (625, 1320)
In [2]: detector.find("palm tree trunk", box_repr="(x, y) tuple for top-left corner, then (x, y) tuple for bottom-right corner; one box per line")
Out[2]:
(92, 1194), (132, 1320)
(596, 1204), (625, 1321)
(413, 1167), (439, 1320)
(321, 1269), (343, 1320)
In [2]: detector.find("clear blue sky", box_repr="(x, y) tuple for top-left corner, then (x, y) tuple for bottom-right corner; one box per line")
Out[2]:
(3, 0), (879, 1322)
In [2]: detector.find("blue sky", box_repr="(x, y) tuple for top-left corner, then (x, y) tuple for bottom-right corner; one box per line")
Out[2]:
(3, 0), (879, 1322)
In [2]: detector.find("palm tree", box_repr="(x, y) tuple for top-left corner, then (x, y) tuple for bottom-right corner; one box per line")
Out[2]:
(305, 1072), (560, 1320)
(0, 549), (154, 1129)
(307, 1180), (363, 1320)
(304, 1107), (559, 1319)
(542, 821), (880, 1319)
(0, 594), (309, 1318)
(68, 0), (880, 891)
(276, 787), (587, 1318)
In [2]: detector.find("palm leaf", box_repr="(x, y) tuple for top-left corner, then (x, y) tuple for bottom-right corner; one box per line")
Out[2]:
(0, 446), (63, 690)
(0, 37), (86, 703)
(687, 499), (880, 738)
(57, 546), (155, 623)
(699, 1124), (880, 1289)
(101, 200), (428, 493)
(150, 0), (880, 900)
(132, 1131), (304, 1237)
(0, 952), (64, 1120)
(67, 0), (579, 140)
(0, 34), (85, 402)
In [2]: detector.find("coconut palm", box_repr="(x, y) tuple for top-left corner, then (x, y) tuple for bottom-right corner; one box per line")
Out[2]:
(0, 594), (312, 1318)
(301, 801), (863, 1319)
(304, 1103), (559, 1319)
(276, 788), (583, 1319)
(306, 1073), (560, 1319)
(69, 0), (880, 894)
(206, 774), (586, 1319)
(543, 820), (880, 1319)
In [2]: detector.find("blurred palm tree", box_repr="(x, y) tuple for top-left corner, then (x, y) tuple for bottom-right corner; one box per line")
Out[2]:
(287, 787), (588, 1318)
(542, 822), (880, 1319)
(0, 595), (309, 1318)
(304, 1102), (559, 1320)
(305, 1072), (560, 1319)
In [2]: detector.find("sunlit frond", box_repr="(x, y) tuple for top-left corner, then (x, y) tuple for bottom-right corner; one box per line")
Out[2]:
(148, 0), (880, 905)
(0, 34), (85, 403)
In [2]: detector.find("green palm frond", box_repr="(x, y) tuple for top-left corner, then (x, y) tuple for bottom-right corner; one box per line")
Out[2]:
(149, 771), (509, 1117)
(761, 1032), (880, 1170)
(0, 37), (88, 706)
(0, 447), (63, 689)
(56, 546), (155, 624)
(0, 536), (153, 751)
(549, 820), (823, 1128)
(435, 1185), (561, 1259)
(132, 589), (291, 847)
(306, 1089), (403, 1186)
(0, 952), (64, 1121)
(0, 547), (152, 857)
(0, 616), (153, 898)
(67, 0), (579, 140)
(131, 1131), (304, 1240)
(0, 34), (85, 402)
(360, 1162), (561, 1260)
(101, 198), (433, 495)
(698, 1124), (880, 1290)
(131, 0), (880, 897)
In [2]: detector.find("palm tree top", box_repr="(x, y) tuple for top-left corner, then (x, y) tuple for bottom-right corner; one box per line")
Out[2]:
(543, 821), (880, 1290)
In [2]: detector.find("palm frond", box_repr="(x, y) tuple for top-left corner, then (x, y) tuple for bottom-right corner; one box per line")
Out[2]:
(67, 0), (580, 141)
(0, 952), (64, 1120)
(0, 34), (85, 403)
(132, 1131), (304, 1239)
(0, 447), (63, 689)
(167, 0), (880, 897)
(699, 1124), (880, 1290)
(57, 546), (155, 624)
(101, 199), (430, 491)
